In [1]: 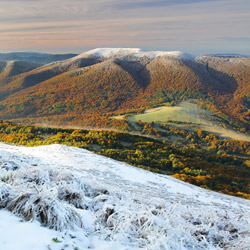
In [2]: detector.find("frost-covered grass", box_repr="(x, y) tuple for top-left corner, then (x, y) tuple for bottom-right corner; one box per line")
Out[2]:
(0, 143), (250, 250)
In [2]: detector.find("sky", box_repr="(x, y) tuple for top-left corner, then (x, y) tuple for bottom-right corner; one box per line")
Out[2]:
(0, 0), (249, 55)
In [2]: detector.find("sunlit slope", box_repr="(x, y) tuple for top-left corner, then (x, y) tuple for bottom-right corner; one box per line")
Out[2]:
(0, 60), (142, 118)
(143, 56), (206, 95)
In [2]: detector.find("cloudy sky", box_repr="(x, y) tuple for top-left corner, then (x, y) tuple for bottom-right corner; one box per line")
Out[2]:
(0, 0), (249, 54)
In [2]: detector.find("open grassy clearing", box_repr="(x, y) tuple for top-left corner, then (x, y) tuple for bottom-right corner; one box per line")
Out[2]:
(200, 123), (250, 141)
(127, 101), (250, 142)
(128, 101), (209, 124)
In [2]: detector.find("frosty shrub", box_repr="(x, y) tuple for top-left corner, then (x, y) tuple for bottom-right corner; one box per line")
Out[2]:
(0, 181), (12, 208)
(6, 189), (83, 231)
(58, 186), (87, 209)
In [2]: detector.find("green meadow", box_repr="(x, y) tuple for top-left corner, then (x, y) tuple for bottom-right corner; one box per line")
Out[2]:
(128, 101), (209, 124)
(127, 101), (250, 141)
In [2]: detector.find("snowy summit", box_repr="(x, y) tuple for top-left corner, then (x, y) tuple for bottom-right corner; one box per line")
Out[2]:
(0, 143), (250, 250)
(74, 48), (196, 60)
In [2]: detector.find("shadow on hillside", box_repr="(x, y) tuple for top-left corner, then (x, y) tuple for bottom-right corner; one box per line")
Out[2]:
(0, 61), (7, 74)
(182, 60), (238, 94)
(114, 58), (151, 89)
(8, 61), (41, 77)
(22, 70), (58, 88)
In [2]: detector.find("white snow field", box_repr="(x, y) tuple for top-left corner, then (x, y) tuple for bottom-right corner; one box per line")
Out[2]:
(0, 142), (250, 250)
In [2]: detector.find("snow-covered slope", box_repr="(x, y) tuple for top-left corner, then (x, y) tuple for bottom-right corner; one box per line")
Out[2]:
(0, 143), (250, 250)
(73, 48), (195, 60)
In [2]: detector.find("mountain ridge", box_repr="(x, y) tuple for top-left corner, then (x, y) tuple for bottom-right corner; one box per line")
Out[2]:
(0, 48), (249, 131)
(0, 52), (78, 64)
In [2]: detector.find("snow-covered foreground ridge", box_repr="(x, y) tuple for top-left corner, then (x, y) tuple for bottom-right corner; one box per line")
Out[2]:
(0, 143), (250, 250)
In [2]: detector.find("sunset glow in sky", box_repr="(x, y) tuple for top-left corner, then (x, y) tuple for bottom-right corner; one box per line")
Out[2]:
(0, 0), (249, 54)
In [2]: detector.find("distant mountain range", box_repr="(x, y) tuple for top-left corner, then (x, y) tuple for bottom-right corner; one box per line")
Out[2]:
(208, 53), (250, 58)
(0, 48), (249, 130)
(0, 52), (78, 64)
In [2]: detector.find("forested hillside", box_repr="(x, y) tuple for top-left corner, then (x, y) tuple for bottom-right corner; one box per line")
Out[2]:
(0, 49), (249, 132)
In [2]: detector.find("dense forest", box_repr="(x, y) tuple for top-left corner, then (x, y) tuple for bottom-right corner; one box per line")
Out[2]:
(1, 120), (250, 200)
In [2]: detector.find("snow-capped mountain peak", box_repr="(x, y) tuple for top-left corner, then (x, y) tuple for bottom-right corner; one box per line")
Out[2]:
(83, 48), (141, 57)
(74, 48), (196, 60)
